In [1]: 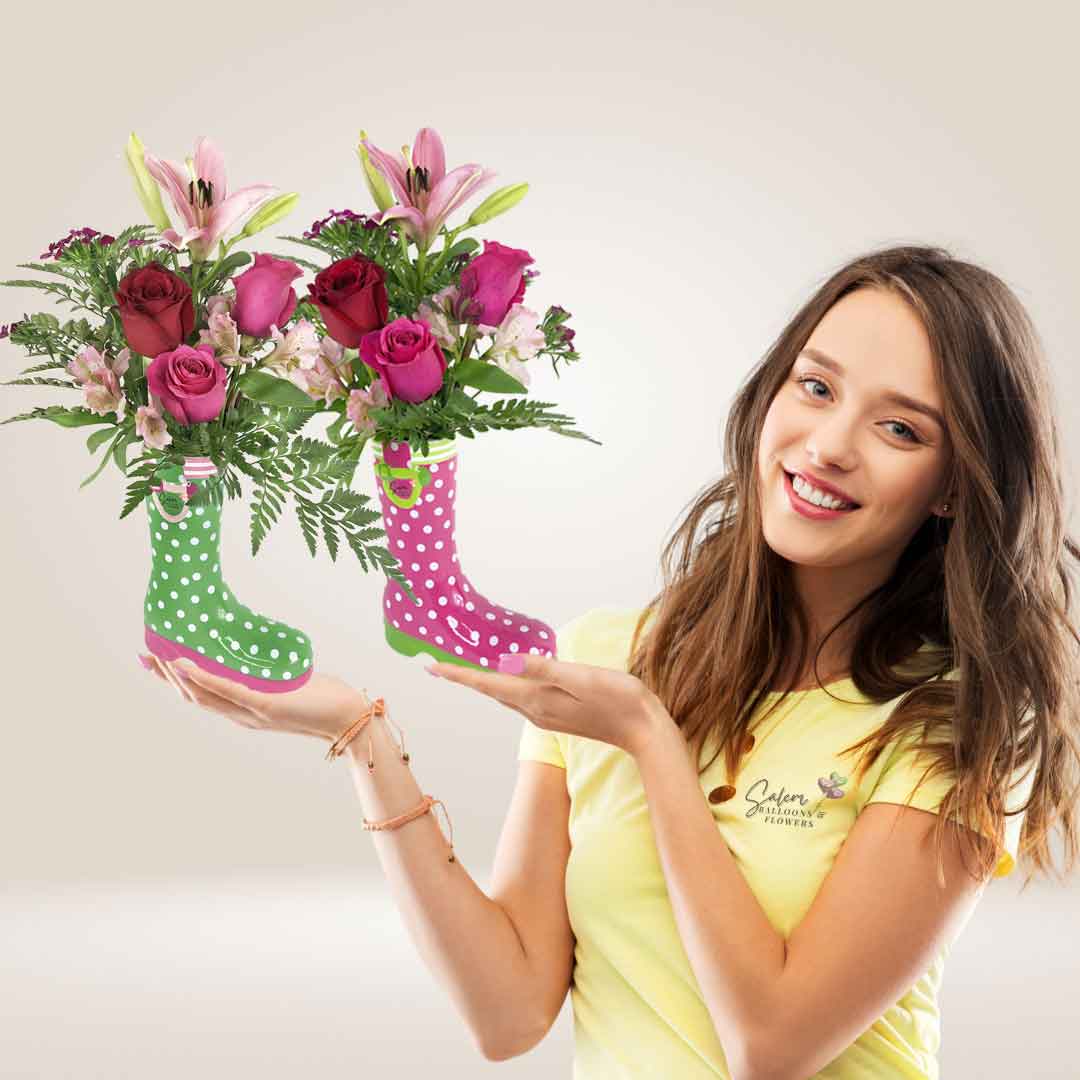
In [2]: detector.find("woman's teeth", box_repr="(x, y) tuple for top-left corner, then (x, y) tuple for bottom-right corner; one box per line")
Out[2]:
(791, 473), (858, 510)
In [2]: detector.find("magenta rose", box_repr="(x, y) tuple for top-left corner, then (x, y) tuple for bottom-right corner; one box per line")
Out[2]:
(457, 240), (534, 327)
(359, 317), (447, 404)
(307, 253), (389, 347)
(232, 253), (302, 337)
(115, 262), (194, 357)
(146, 343), (228, 425)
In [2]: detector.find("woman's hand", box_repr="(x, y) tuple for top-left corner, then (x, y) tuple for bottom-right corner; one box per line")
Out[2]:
(138, 653), (370, 745)
(426, 653), (671, 758)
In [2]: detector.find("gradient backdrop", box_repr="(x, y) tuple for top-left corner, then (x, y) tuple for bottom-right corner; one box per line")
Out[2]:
(2, 1), (1077, 1076)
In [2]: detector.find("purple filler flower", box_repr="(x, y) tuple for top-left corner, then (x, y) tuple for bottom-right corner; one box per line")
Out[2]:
(40, 227), (115, 260)
(303, 208), (385, 239)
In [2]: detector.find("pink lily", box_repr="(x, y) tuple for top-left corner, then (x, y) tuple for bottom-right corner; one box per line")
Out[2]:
(361, 127), (497, 253)
(141, 136), (278, 261)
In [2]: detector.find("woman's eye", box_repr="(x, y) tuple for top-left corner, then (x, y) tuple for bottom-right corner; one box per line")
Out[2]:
(794, 375), (922, 444)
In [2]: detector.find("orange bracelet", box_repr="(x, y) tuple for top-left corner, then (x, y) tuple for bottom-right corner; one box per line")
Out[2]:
(327, 692), (455, 863)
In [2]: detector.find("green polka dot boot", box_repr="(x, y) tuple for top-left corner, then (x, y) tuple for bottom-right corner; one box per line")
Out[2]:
(143, 455), (314, 693)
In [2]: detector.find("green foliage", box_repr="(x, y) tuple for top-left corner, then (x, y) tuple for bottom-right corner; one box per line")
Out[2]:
(1, 404), (116, 428)
(354, 385), (601, 455)
(220, 433), (416, 602)
(452, 356), (528, 394)
(237, 369), (322, 410)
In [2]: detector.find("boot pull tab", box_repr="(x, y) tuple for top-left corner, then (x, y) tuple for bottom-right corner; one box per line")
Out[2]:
(376, 462), (432, 509)
(150, 479), (195, 523)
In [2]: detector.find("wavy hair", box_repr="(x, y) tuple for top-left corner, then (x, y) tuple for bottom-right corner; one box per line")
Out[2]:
(628, 244), (1080, 889)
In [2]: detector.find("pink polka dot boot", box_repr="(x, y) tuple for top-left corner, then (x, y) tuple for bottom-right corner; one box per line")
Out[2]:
(372, 436), (557, 670)
(143, 456), (315, 693)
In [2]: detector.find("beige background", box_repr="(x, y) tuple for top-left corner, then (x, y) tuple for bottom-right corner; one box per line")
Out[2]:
(1, 0), (1077, 1076)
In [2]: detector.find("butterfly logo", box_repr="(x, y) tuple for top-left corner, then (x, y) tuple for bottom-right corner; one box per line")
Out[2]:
(817, 771), (848, 799)
(809, 771), (849, 816)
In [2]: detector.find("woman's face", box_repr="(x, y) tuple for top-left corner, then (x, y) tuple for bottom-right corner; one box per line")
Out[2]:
(757, 286), (954, 574)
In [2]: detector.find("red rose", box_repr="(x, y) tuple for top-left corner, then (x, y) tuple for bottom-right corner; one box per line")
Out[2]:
(115, 262), (194, 357)
(146, 344), (227, 425)
(307, 253), (388, 347)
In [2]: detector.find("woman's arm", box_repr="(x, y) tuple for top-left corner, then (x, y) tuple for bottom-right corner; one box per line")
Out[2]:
(345, 704), (547, 1061)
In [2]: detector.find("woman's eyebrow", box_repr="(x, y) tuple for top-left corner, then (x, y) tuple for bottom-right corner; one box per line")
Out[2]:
(798, 347), (945, 430)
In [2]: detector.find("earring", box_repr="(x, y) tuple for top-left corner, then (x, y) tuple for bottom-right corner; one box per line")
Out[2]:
(941, 503), (951, 513)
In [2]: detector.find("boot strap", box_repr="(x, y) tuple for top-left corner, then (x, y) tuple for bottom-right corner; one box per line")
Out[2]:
(375, 462), (432, 509)
(150, 479), (194, 523)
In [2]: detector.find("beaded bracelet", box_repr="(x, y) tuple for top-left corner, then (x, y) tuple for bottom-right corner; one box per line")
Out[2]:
(326, 692), (455, 862)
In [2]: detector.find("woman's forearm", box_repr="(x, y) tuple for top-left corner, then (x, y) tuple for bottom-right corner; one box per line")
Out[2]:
(343, 704), (541, 1060)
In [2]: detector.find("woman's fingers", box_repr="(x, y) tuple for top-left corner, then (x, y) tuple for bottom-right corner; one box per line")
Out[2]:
(139, 653), (259, 729)
(145, 653), (194, 703)
(165, 659), (265, 729)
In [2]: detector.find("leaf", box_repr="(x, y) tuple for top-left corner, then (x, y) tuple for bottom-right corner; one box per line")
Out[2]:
(322, 516), (340, 562)
(2, 377), (77, 388)
(113, 431), (135, 471)
(324, 411), (348, 446)
(236, 370), (321, 410)
(208, 251), (252, 280)
(120, 479), (152, 520)
(79, 430), (123, 489)
(441, 237), (480, 261)
(450, 358), (528, 394)
(12, 405), (118, 429)
(86, 426), (117, 453)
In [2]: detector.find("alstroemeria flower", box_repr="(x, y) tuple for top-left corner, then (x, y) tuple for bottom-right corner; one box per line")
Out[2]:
(141, 136), (278, 261)
(415, 285), (460, 349)
(67, 344), (130, 416)
(346, 381), (390, 436)
(480, 304), (545, 369)
(198, 294), (245, 367)
(361, 127), (497, 253)
(262, 318), (322, 378)
(134, 403), (172, 450)
(294, 337), (353, 405)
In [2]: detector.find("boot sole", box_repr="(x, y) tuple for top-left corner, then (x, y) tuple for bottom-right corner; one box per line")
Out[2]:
(385, 620), (499, 671)
(145, 627), (314, 694)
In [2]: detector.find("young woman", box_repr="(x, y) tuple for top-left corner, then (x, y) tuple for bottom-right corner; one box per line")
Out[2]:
(141, 244), (1080, 1078)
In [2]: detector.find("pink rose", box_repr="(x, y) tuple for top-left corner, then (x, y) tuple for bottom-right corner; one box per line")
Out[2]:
(232, 253), (302, 337)
(359, 316), (447, 404)
(457, 240), (534, 327)
(146, 343), (227, 425)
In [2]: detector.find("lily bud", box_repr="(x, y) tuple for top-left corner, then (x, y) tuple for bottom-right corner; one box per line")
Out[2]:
(465, 182), (529, 227)
(124, 132), (171, 231)
(241, 192), (300, 238)
(356, 130), (395, 212)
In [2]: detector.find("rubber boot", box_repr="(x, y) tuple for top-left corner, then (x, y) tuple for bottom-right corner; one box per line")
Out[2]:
(143, 455), (314, 692)
(372, 437), (557, 669)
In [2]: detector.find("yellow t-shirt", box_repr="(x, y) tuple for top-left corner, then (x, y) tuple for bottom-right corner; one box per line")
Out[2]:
(517, 607), (1034, 1079)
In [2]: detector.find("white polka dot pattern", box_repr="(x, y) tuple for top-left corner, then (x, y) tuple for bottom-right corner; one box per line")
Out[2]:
(143, 460), (314, 692)
(373, 438), (555, 670)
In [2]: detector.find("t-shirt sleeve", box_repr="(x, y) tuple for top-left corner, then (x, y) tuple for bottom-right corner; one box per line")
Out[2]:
(864, 725), (1036, 878)
(516, 612), (590, 770)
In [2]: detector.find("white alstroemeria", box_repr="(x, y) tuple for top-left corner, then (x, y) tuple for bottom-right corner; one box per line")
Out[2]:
(479, 304), (544, 387)
(135, 403), (172, 449)
(415, 285), (460, 349)
(293, 337), (354, 406)
(262, 318), (322, 377)
(198, 294), (244, 367)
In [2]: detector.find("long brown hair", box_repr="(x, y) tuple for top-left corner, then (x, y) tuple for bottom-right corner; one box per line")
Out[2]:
(628, 244), (1080, 889)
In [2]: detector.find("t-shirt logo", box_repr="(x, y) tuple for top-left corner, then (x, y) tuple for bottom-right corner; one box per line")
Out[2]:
(812, 771), (849, 814)
(741, 770), (850, 826)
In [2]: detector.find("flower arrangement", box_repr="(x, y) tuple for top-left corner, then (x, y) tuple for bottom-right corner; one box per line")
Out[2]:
(1, 127), (592, 611)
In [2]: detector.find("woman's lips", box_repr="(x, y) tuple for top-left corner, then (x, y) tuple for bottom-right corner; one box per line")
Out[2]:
(783, 470), (861, 517)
